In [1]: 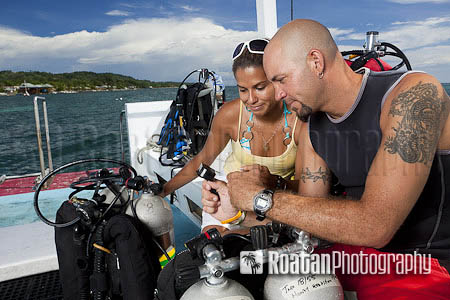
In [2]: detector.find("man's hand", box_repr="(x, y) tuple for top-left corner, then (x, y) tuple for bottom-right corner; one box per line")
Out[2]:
(227, 165), (267, 212)
(240, 164), (278, 189)
(201, 180), (238, 222)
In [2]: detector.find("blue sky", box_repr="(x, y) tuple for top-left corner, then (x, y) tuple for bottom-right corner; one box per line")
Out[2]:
(0, 0), (449, 84)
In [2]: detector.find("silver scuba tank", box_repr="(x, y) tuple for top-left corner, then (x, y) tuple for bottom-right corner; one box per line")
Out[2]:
(126, 191), (176, 267)
(125, 191), (175, 244)
(181, 278), (254, 300)
(180, 244), (254, 300)
(263, 230), (344, 300)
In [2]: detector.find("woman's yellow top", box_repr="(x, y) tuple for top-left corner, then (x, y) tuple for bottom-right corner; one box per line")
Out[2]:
(223, 101), (298, 178)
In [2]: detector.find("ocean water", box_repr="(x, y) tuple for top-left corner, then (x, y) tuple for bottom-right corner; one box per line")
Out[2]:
(0, 87), (239, 176)
(1, 83), (449, 176)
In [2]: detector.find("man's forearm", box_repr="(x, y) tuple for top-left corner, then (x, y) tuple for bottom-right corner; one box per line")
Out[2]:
(266, 192), (386, 248)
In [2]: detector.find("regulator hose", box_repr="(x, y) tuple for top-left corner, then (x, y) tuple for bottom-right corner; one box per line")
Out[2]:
(341, 42), (412, 71)
(92, 221), (107, 300)
(380, 42), (412, 70)
(34, 158), (137, 228)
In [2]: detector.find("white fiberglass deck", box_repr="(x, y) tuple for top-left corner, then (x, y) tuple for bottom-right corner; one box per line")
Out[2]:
(0, 221), (57, 282)
(0, 188), (74, 282)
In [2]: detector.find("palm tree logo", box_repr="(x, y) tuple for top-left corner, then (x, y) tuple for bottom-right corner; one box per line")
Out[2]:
(240, 251), (263, 274)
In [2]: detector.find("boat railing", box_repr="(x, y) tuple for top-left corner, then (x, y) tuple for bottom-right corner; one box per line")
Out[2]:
(33, 96), (54, 188)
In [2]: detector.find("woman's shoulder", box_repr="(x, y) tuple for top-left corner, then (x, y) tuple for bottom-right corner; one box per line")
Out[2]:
(215, 98), (241, 121)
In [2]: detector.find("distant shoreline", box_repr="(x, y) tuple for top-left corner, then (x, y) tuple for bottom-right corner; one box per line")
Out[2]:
(0, 86), (181, 97)
(0, 70), (182, 95)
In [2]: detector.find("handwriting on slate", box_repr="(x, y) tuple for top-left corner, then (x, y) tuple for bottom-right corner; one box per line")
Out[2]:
(280, 274), (340, 299)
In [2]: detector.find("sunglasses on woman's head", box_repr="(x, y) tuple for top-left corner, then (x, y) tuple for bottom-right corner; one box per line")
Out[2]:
(232, 38), (270, 61)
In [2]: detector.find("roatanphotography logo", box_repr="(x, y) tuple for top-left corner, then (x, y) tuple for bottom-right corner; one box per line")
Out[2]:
(240, 250), (264, 274)
(240, 250), (432, 275)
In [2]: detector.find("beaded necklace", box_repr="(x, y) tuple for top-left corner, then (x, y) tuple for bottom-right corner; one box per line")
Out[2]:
(239, 100), (292, 151)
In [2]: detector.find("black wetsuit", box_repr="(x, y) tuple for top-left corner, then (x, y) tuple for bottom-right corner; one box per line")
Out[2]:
(309, 69), (450, 265)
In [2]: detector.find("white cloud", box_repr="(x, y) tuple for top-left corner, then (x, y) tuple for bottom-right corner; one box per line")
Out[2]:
(105, 10), (131, 17)
(0, 16), (449, 83)
(328, 27), (355, 39)
(388, 0), (449, 3)
(0, 18), (258, 83)
(404, 45), (450, 67)
(392, 16), (450, 26)
(180, 5), (200, 12)
(342, 16), (450, 49)
(119, 3), (138, 8)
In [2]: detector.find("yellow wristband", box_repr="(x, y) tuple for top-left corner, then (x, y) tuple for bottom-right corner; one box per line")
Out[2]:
(230, 211), (246, 225)
(221, 210), (243, 224)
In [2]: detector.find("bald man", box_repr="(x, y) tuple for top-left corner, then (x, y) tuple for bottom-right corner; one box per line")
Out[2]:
(202, 19), (450, 297)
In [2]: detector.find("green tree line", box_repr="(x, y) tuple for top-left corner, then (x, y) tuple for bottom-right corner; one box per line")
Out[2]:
(0, 71), (179, 92)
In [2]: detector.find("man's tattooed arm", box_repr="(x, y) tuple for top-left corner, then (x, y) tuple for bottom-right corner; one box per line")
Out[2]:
(300, 167), (331, 185)
(384, 81), (449, 165)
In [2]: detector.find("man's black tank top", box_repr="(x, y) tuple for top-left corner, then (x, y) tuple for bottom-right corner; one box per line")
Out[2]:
(309, 68), (450, 260)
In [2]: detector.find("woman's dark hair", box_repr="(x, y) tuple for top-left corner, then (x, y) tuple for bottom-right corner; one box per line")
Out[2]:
(232, 48), (264, 74)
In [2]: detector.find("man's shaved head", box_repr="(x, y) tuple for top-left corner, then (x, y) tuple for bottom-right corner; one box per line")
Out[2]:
(266, 19), (338, 67)
(263, 19), (341, 121)
(264, 19), (366, 122)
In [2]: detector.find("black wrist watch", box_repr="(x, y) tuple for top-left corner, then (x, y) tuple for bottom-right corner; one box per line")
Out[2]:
(253, 189), (274, 221)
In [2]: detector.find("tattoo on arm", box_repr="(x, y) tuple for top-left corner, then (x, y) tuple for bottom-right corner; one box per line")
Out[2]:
(384, 81), (449, 165)
(301, 167), (331, 185)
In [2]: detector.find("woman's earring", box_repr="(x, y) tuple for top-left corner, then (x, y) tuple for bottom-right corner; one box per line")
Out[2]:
(318, 71), (324, 79)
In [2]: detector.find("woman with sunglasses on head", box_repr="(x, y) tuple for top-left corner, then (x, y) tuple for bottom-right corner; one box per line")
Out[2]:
(155, 39), (302, 300)
(160, 39), (301, 228)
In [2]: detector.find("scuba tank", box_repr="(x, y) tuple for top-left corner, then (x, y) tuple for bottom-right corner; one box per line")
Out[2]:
(178, 225), (344, 300)
(263, 229), (344, 300)
(125, 191), (176, 268)
(180, 229), (254, 300)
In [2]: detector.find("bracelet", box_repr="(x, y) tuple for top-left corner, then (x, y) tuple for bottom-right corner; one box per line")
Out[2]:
(275, 175), (287, 190)
(221, 210), (243, 224)
(230, 211), (246, 226)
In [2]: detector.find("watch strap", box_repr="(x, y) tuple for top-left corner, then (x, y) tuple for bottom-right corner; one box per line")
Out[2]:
(254, 189), (274, 221)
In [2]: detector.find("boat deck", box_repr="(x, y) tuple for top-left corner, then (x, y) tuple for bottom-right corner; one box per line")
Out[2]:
(0, 171), (87, 197)
(0, 270), (62, 300)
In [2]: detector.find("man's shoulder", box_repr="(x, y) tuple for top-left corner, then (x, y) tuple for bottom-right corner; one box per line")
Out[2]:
(391, 72), (443, 97)
(382, 72), (447, 117)
(380, 71), (449, 165)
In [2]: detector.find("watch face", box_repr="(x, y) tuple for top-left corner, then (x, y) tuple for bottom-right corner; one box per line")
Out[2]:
(256, 198), (268, 209)
(254, 190), (273, 216)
